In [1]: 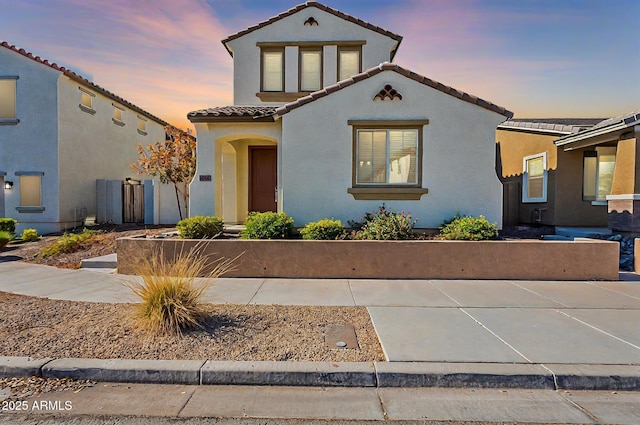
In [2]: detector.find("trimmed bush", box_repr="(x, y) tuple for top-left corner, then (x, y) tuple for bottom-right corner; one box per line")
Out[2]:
(241, 212), (294, 239)
(0, 218), (16, 235)
(38, 229), (103, 258)
(125, 247), (236, 335)
(439, 214), (498, 241)
(352, 204), (416, 240)
(0, 231), (10, 249)
(177, 216), (224, 239)
(300, 218), (344, 240)
(21, 228), (40, 242)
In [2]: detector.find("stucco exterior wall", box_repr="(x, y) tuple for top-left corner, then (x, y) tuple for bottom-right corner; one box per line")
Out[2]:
(189, 121), (282, 220)
(496, 128), (609, 227)
(57, 76), (168, 228)
(0, 47), (61, 234)
(227, 6), (398, 105)
(279, 70), (506, 229)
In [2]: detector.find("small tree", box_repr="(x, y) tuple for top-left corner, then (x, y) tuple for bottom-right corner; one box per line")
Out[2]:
(132, 126), (196, 220)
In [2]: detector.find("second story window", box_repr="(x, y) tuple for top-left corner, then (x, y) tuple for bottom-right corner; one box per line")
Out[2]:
(262, 49), (284, 92)
(299, 49), (322, 92)
(338, 48), (361, 81)
(0, 77), (17, 121)
(137, 116), (147, 135)
(79, 88), (96, 114)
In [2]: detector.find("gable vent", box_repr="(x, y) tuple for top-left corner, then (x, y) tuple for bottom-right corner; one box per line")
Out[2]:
(374, 85), (402, 101)
(304, 16), (319, 26)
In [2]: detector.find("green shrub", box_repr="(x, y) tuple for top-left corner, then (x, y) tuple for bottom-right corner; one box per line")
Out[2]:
(241, 212), (294, 239)
(352, 204), (416, 240)
(38, 229), (103, 258)
(0, 231), (10, 248)
(439, 214), (498, 241)
(21, 228), (40, 242)
(300, 218), (344, 240)
(177, 216), (224, 239)
(125, 247), (237, 335)
(0, 218), (16, 235)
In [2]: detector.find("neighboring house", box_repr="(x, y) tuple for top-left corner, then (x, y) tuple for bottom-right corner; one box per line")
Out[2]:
(188, 1), (513, 229)
(0, 41), (181, 234)
(497, 111), (640, 232)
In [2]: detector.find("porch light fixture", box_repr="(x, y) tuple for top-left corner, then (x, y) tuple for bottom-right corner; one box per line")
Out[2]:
(4, 181), (13, 190)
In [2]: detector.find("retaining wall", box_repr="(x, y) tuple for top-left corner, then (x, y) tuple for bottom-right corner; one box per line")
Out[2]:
(116, 237), (619, 280)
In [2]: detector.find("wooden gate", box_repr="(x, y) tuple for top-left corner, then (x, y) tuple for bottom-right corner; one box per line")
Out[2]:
(123, 181), (144, 223)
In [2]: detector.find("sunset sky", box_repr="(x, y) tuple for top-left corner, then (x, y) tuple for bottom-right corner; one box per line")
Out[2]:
(1, 0), (638, 131)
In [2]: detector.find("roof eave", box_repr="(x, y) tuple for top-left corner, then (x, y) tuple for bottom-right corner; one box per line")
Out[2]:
(497, 124), (573, 137)
(188, 115), (276, 123)
(555, 120), (639, 148)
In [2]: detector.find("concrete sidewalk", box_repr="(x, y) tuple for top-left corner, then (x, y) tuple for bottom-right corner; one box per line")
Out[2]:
(0, 261), (639, 391)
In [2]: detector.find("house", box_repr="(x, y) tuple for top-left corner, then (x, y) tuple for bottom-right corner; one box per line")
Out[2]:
(496, 110), (640, 232)
(0, 41), (181, 234)
(188, 1), (513, 229)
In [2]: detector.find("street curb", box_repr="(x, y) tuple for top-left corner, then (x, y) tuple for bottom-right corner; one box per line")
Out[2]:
(201, 361), (376, 387)
(41, 358), (206, 385)
(1, 357), (639, 390)
(0, 356), (53, 378)
(375, 362), (556, 389)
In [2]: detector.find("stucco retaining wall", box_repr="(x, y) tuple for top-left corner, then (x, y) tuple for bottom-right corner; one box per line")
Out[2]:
(117, 237), (618, 281)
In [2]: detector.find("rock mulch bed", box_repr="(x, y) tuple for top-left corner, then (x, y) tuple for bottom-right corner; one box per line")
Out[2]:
(0, 292), (384, 363)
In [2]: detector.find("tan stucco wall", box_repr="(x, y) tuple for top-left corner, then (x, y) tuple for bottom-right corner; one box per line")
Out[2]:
(610, 137), (637, 195)
(117, 237), (619, 281)
(496, 130), (558, 178)
(554, 148), (607, 226)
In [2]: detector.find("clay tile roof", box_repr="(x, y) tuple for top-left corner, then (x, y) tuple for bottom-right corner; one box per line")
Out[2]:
(221, 1), (403, 60)
(273, 62), (513, 118)
(498, 118), (606, 136)
(1, 41), (171, 127)
(187, 106), (278, 122)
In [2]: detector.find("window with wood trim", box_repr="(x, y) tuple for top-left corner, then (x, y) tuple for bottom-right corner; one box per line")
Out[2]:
(338, 47), (361, 81)
(356, 129), (419, 186)
(0, 78), (17, 119)
(299, 48), (322, 91)
(522, 153), (547, 203)
(261, 48), (284, 92)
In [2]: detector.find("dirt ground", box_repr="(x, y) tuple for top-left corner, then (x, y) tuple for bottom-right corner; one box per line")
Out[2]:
(0, 224), (176, 268)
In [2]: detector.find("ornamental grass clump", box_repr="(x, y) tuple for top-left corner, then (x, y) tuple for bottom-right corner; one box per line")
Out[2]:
(240, 211), (294, 239)
(439, 214), (498, 241)
(38, 229), (103, 257)
(300, 218), (344, 240)
(126, 246), (237, 335)
(351, 204), (416, 240)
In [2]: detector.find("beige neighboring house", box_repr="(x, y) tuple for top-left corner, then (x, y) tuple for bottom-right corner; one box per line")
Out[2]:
(0, 41), (182, 234)
(497, 110), (640, 232)
(188, 1), (513, 229)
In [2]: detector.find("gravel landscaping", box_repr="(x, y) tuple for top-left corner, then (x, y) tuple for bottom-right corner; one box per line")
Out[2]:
(0, 292), (384, 362)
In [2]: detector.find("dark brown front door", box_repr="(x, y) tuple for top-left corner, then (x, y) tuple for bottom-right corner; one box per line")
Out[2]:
(249, 146), (277, 212)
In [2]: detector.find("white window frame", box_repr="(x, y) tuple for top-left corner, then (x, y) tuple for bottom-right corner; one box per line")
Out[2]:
(584, 147), (616, 205)
(0, 76), (18, 123)
(522, 152), (547, 203)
